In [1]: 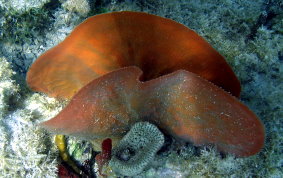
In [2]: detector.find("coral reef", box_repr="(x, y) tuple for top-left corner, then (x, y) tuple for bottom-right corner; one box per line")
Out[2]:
(0, 57), (19, 118)
(0, 0), (282, 177)
(61, 0), (90, 16)
(109, 122), (164, 176)
(0, 7), (53, 44)
(0, 0), (50, 12)
(0, 0), (82, 74)
(0, 57), (61, 177)
(106, 1), (282, 176)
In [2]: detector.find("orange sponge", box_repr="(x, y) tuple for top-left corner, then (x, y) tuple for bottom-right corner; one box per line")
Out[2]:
(41, 67), (264, 157)
(26, 11), (240, 99)
(27, 12), (263, 157)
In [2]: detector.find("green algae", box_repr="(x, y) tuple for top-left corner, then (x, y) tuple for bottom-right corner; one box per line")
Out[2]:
(1, 7), (53, 44)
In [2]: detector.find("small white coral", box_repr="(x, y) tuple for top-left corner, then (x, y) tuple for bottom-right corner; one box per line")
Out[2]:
(0, 57), (19, 118)
(0, 57), (59, 177)
(0, 0), (50, 12)
(62, 0), (90, 16)
(1, 110), (58, 177)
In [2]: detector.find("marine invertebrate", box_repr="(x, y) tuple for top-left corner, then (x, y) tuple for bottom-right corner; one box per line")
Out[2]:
(58, 163), (79, 178)
(26, 12), (264, 157)
(55, 135), (82, 175)
(62, 0), (90, 16)
(95, 138), (112, 176)
(109, 122), (165, 176)
(26, 11), (240, 99)
(40, 66), (264, 157)
(0, 57), (19, 118)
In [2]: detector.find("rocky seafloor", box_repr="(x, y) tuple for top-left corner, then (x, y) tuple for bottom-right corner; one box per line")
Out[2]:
(0, 0), (282, 177)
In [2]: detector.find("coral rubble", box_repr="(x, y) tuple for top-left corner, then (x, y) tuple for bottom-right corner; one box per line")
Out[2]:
(0, 57), (60, 177)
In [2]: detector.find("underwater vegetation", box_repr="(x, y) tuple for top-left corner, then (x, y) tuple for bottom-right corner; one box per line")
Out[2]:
(26, 11), (264, 176)
(0, 7), (52, 44)
(0, 0), (282, 177)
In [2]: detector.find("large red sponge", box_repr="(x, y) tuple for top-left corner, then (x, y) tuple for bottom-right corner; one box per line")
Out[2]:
(26, 11), (240, 99)
(41, 67), (264, 157)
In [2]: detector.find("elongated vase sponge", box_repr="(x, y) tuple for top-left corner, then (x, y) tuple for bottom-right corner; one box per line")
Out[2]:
(109, 122), (164, 176)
